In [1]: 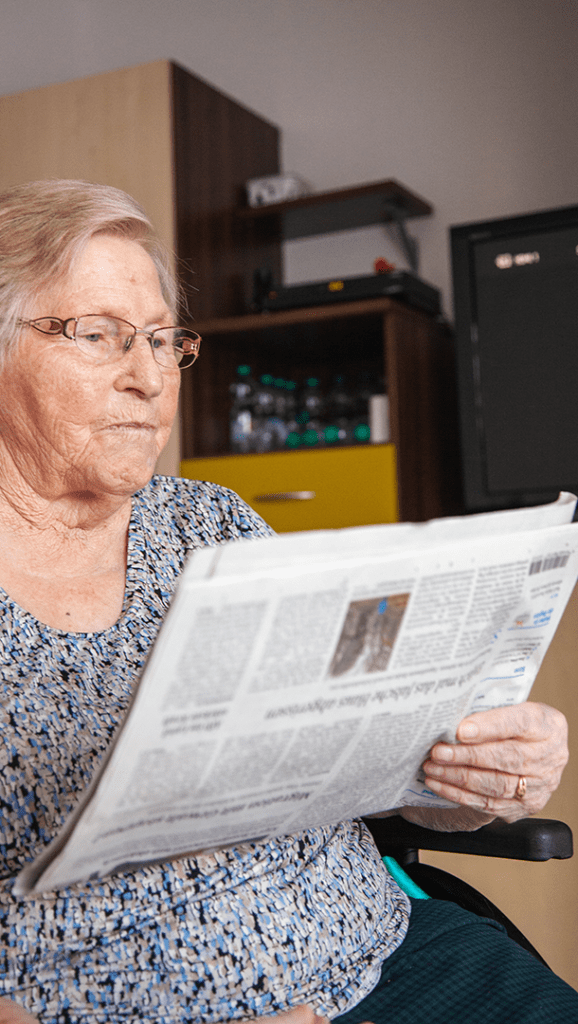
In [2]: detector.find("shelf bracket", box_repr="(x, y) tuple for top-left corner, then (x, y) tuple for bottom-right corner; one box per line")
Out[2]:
(383, 202), (419, 275)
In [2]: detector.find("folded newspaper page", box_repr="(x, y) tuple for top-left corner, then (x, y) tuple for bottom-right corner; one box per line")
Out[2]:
(15, 492), (578, 894)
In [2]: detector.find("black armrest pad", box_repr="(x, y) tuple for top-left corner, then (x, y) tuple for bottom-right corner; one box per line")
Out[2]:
(362, 815), (573, 861)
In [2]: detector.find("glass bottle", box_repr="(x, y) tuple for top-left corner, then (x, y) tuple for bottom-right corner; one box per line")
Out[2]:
(351, 370), (373, 445)
(300, 377), (325, 448)
(252, 374), (277, 452)
(229, 364), (256, 453)
(324, 373), (353, 446)
(283, 381), (302, 450)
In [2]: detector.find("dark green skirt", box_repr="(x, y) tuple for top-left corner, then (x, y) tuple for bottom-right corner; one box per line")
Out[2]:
(334, 898), (578, 1023)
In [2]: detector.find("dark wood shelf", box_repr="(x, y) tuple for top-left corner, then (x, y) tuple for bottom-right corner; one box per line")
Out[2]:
(191, 296), (407, 335)
(181, 297), (462, 522)
(236, 178), (433, 240)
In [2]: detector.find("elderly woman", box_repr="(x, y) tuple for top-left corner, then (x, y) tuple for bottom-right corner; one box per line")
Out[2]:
(0, 179), (577, 1024)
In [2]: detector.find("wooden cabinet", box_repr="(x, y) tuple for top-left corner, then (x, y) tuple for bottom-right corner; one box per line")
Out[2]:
(0, 61), (460, 521)
(176, 167), (459, 527)
(0, 59), (281, 472)
(0, 60), (280, 321)
(181, 297), (461, 526)
(182, 444), (399, 533)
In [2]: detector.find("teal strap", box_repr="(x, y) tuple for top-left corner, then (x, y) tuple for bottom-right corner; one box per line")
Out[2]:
(384, 856), (430, 900)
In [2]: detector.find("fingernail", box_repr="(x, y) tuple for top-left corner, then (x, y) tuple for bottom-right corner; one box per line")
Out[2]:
(434, 744), (454, 761)
(460, 721), (478, 739)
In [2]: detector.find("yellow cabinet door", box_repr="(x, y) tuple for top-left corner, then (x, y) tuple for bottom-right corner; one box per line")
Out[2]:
(181, 445), (398, 532)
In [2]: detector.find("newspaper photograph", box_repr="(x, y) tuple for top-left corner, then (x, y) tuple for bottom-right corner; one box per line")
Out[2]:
(15, 492), (578, 895)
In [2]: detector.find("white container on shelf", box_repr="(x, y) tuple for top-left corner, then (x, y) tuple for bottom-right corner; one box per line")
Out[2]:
(369, 394), (390, 443)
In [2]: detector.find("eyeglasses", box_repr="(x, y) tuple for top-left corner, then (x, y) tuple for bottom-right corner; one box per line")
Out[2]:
(18, 315), (201, 369)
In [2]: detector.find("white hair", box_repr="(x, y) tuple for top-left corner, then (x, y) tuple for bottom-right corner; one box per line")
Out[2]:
(0, 179), (178, 364)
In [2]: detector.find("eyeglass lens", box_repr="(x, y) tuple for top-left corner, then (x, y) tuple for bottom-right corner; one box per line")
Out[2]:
(72, 316), (199, 367)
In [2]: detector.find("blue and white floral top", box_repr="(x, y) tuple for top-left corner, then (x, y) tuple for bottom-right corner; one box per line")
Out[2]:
(0, 476), (410, 1023)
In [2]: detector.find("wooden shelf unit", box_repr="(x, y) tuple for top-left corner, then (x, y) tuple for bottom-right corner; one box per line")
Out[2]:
(0, 59), (458, 520)
(182, 297), (461, 523)
(0, 59), (281, 325)
(0, 59), (282, 473)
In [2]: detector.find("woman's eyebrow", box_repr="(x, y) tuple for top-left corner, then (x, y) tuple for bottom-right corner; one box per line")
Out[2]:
(88, 308), (174, 327)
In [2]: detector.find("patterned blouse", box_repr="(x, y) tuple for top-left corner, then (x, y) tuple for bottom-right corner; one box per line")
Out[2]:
(0, 476), (410, 1024)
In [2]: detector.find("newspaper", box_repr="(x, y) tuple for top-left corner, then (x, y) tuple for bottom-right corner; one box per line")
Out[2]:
(15, 492), (578, 895)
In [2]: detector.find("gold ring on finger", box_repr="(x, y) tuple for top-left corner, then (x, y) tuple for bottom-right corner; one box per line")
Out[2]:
(515, 775), (527, 800)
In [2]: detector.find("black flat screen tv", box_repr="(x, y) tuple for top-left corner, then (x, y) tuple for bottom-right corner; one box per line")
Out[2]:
(451, 203), (578, 513)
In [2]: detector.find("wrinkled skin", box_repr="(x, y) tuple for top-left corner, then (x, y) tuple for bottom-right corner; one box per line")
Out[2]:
(0, 234), (180, 519)
(256, 1009), (332, 1024)
(256, 1007), (371, 1024)
(0, 1000), (369, 1024)
(0, 999), (38, 1024)
(6, 705), (562, 1020)
(0, 234), (181, 632)
(402, 701), (569, 830)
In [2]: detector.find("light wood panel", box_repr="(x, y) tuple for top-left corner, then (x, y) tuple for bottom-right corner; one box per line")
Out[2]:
(423, 582), (578, 990)
(0, 61), (175, 248)
(0, 60), (179, 474)
(0, 60), (281, 476)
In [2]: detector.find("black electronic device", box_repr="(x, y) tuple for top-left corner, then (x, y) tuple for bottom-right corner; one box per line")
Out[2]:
(451, 203), (578, 513)
(257, 270), (441, 316)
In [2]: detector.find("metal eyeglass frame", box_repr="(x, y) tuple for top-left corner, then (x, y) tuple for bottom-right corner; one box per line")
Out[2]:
(17, 315), (202, 369)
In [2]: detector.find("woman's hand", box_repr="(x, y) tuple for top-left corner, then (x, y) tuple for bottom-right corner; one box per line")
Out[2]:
(0, 998), (38, 1024)
(0, 998), (374, 1024)
(254, 1010), (328, 1024)
(0, 1002), (368, 1024)
(253, 1007), (373, 1024)
(415, 701), (568, 826)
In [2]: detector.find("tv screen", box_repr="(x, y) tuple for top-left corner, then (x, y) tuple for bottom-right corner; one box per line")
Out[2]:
(451, 204), (578, 513)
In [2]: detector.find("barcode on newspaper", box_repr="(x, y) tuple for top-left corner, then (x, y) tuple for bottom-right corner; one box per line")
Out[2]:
(529, 552), (570, 575)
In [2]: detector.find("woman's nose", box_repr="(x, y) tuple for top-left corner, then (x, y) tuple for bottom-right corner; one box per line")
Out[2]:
(117, 334), (164, 393)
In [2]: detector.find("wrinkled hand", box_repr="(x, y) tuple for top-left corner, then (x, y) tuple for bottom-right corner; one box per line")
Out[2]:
(420, 702), (568, 824)
(0, 999), (38, 1024)
(254, 1009), (328, 1024)
(253, 1008), (373, 1024)
(0, 1003), (371, 1024)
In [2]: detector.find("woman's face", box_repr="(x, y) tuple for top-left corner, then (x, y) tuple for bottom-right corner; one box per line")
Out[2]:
(0, 234), (181, 503)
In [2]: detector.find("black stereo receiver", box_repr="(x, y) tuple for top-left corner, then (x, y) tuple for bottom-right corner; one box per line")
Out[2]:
(257, 270), (441, 316)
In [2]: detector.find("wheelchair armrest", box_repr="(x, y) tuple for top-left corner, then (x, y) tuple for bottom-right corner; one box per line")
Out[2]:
(362, 814), (574, 861)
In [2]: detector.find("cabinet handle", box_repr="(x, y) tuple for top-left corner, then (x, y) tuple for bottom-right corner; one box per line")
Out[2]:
(253, 490), (316, 502)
